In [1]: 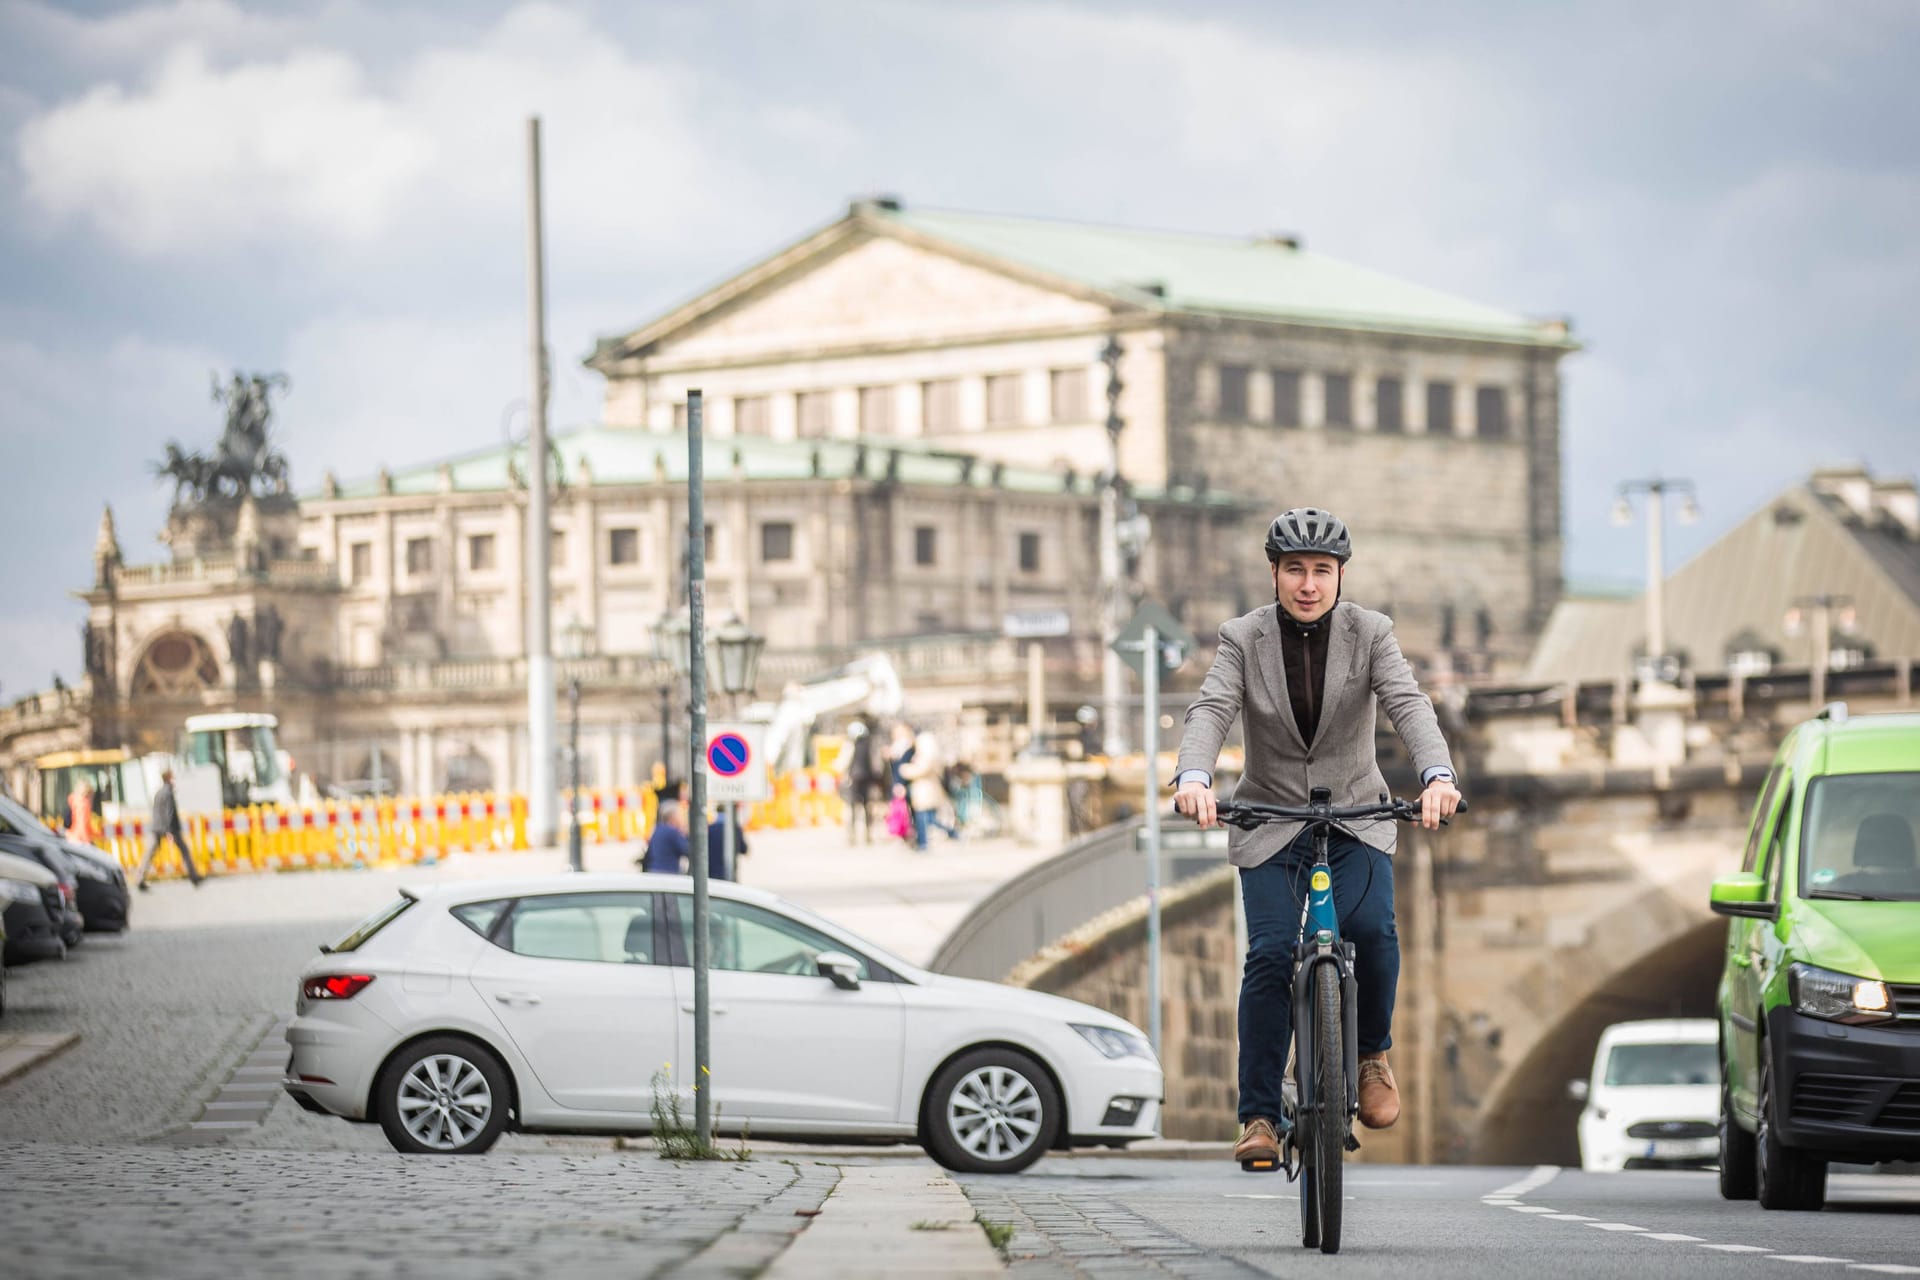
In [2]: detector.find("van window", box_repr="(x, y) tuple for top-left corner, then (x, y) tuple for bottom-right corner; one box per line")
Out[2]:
(1740, 767), (1788, 873)
(1604, 1041), (1718, 1087)
(1800, 772), (1920, 902)
(1760, 774), (1793, 901)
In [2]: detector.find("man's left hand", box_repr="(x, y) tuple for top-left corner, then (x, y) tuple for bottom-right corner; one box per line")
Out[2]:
(1419, 777), (1462, 830)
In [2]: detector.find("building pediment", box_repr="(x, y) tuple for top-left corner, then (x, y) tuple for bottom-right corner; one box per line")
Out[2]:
(590, 208), (1130, 372)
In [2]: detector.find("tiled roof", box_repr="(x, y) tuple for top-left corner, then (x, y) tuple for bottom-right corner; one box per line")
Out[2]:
(310, 426), (1239, 507)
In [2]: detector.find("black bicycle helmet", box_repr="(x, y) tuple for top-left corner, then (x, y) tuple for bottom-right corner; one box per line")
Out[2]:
(1264, 507), (1353, 563)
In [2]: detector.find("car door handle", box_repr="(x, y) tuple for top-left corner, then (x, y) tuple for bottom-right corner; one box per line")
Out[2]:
(681, 1004), (728, 1015)
(493, 992), (543, 1007)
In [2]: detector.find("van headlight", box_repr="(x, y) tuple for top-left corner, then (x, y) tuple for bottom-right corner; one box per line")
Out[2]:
(1789, 963), (1893, 1026)
(1071, 1024), (1154, 1060)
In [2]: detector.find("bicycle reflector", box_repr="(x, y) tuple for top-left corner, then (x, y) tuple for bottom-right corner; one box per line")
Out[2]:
(302, 974), (375, 1000)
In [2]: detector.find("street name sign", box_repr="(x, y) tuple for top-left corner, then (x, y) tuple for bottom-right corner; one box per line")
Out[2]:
(1003, 607), (1072, 639)
(703, 722), (769, 802)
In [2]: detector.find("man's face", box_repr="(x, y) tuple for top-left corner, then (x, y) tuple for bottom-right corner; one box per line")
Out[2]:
(1271, 554), (1341, 624)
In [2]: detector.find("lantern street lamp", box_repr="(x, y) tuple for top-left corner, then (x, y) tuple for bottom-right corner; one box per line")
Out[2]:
(561, 616), (592, 873)
(1785, 593), (1857, 709)
(1612, 476), (1699, 685)
(652, 608), (692, 780)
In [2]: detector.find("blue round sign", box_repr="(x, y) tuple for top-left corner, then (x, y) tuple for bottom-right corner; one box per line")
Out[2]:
(708, 732), (751, 778)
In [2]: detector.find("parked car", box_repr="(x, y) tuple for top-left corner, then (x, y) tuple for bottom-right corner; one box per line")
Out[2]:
(285, 874), (1164, 1172)
(1712, 704), (1920, 1212)
(1569, 1018), (1719, 1171)
(0, 795), (129, 933)
(1, 850), (66, 966)
(0, 808), (84, 948)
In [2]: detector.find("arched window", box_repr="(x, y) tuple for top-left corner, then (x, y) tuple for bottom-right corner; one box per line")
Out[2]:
(444, 748), (494, 793)
(130, 631), (221, 696)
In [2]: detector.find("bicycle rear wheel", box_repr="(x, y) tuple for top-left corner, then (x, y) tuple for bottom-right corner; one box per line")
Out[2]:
(1313, 962), (1345, 1254)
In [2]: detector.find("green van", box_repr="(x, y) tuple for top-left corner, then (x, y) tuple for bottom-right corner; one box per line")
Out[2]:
(1711, 705), (1920, 1210)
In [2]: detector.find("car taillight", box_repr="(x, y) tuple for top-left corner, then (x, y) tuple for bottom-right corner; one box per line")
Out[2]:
(302, 974), (375, 1000)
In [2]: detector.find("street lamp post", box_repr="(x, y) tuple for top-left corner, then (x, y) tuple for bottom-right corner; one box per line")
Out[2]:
(1612, 477), (1700, 684)
(1786, 594), (1856, 709)
(1099, 335), (1128, 757)
(561, 617), (591, 873)
(712, 614), (766, 881)
(651, 609), (686, 781)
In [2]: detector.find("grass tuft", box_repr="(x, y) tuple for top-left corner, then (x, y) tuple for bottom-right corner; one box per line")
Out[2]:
(649, 1066), (752, 1161)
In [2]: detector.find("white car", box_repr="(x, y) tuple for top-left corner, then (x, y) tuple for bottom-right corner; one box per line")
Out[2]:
(1570, 1018), (1720, 1172)
(284, 873), (1163, 1173)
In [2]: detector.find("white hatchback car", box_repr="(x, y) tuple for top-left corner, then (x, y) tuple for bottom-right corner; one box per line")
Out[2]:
(284, 873), (1163, 1173)
(1570, 1018), (1720, 1172)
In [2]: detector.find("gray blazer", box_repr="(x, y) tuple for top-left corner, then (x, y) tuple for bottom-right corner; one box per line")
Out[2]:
(1176, 601), (1452, 867)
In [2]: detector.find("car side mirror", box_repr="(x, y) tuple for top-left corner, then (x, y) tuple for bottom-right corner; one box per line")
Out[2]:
(1567, 1078), (1589, 1104)
(814, 951), (861, 991)
(1709, 872), (1776, 920)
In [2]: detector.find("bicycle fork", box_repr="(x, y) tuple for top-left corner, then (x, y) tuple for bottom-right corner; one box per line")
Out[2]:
(1285, 842), (1361, 1176)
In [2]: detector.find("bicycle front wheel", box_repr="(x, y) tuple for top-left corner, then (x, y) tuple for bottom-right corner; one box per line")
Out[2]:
(1313, 961), (1345, 1254)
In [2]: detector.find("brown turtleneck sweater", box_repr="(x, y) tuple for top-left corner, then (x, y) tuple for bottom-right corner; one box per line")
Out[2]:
(1278, 606), (1333, 745)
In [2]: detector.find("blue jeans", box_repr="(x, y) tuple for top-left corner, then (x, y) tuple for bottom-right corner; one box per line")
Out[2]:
(1238, 828), (1398, 1123)
(912, 808), (954, 850)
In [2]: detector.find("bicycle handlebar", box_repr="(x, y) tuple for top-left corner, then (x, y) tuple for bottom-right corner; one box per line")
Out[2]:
(1208, 795), (1468, 831)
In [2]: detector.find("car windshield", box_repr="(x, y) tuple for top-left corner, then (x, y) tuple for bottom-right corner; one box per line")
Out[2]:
(1800, 772), (1920, 902)
(1603, 1041), (1718, 1087)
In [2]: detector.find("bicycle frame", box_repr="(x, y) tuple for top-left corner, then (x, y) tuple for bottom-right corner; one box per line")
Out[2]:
(1291, 817), (1361, 1154)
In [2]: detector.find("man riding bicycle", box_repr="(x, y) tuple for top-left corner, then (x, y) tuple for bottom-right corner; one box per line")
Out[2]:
(1173, 508), (1461, 1170)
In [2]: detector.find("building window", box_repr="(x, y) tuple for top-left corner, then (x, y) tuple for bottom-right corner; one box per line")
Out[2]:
(1475, 385), (1509, 439)
(467, 534), (496, 572)
(796, 390), (834, 438)
(672, 402), (688, 431)
(550, 530), (566, 567)
(1426, 380), (1455, 434)
(1272, 370), (1302, 427)
(1375, 377), (1404, 433)
(985, 373), (1024, 427)
(608, 528), (639, 566)
(761, 521), (794, 563)
(914, 525), (937, 566)
(1323, 373), (1353, 427)
(404, 537), (432, 575)
(858, 386), (895, 436)
(350, 542), (373, 583)
(1217, 364), (1250, 421)
(734, 395), (770, 435)
(1049, 368), (1088, 423)
(922, 379), (961, 432)
(1017, 531), (1042, 574)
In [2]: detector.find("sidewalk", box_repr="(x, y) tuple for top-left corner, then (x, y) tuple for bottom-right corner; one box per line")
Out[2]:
(130, 821), (1054, 967)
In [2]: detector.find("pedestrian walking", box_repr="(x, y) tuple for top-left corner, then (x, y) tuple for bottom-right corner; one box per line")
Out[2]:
(66, 782), (101, 844)
(900, 725), (957, 852)
(639, 799), (690, 874)
(136, 768), (202, 890)
(844, 720), (881, 845)
(706, 803), (748, 881)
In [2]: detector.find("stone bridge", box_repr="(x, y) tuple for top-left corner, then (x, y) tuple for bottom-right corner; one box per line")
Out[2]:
(933, 656), (1917, 1165)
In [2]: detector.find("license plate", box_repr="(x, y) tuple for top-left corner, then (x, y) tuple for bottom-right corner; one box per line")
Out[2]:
(1644, 1138), (1716, 1159)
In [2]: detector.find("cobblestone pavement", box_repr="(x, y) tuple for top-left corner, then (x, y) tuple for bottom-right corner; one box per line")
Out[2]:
(961, 1177), (1266, 1279)
(0, 1141), (839, 1279)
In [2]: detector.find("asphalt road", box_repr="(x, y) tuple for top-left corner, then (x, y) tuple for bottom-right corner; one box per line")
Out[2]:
(963, 1158), (1920, 1277)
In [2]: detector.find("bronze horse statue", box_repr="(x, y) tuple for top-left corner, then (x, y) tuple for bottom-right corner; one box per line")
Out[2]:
(154, 372), (293, 506)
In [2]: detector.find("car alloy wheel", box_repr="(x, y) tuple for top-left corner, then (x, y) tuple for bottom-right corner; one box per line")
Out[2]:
(377, 1036), (510, 1155)
(923, 1046), (1060, 1175)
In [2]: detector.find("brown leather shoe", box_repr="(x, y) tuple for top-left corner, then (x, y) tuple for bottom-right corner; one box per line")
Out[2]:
(1234, 1117), (1281, 1171)
(1358, 1054), (1400, 1130)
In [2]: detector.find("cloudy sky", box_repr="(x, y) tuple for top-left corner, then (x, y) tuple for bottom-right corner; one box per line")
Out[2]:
(2, 0), (1916, 695)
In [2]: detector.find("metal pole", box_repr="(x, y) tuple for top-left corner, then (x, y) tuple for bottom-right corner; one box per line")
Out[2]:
(1645, 484), (1666, 676)
(1026, 641), (1045, 754)
(567, 678), (582, 873)
(658, 683), (672, 780)
(1142, 623), (1163, 1060)
(523, 116), (557, 847)
(724, 804), (737, 881)
(1101, 337), (1128, 757)
(1812, 600), (1831, 709)
(687, 389), (713, 1146)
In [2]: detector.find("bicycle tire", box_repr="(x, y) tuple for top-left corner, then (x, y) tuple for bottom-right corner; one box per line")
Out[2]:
(1313, 962), (1345, 1254)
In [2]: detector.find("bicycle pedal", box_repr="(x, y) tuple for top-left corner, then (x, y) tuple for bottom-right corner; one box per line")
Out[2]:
(1344, 1134), (1361, 1153)
(1240, 1157), (1282, 1174)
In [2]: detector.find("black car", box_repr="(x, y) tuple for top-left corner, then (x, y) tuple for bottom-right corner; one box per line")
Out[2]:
(0, 805), (86, 947)
(1, 853), (66, 966)
(0, 796), (129, 933)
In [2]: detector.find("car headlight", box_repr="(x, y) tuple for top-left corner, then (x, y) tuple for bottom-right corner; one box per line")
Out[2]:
(1071, 1023), (1155, 1061)
(1789, 963), (1893, 1026)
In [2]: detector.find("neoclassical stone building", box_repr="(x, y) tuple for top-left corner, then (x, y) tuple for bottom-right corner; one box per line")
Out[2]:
(3, 199), (1576, 801)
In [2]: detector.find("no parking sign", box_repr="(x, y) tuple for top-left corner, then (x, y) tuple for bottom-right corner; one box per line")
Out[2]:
(703, 722), (769, 803)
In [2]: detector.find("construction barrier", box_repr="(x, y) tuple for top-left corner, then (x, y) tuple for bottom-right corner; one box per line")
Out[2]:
(86, 770), (851, 881)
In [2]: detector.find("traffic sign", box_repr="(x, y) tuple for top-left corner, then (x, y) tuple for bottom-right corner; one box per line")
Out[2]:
(703, 722), (769, 802)
(1111, 598), (1197, 679)
(1003, 607), (1071, 639)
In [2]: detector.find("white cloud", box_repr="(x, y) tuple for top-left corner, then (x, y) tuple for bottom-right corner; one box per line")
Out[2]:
(15, 3), (774, 262)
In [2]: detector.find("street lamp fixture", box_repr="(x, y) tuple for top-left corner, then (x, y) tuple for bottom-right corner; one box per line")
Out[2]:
(1787, 593), (1856, 708)
(712, 614), (765, 699)
(1614, 476), (1699, 686)
(560, 616), (592, 873)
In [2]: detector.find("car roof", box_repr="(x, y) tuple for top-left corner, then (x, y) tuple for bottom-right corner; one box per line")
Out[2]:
(1596, 1018), (1718, 1045)
(1801, 710), (1920, 775)
(399, 872), (784, 908)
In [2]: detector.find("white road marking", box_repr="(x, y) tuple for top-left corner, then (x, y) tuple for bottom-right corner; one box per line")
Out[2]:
(1222, 1194), (1287, 1201)
(1849, 1266), (1920, 1275)
(1510, 1206), (1558, 1214)
(1585, 1223), (1648, 1232)
(1487, 1165), (1561, 1199)
(1541, 1214), (1595, 1222)
(1701, 1245), (1775, 1253)
(1768, 1258), (1854, 1266)
(1640, 1233), (1705, 1243)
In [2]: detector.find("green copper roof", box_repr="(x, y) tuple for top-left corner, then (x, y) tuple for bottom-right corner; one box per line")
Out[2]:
(883, 206), (1574, 348)
(312, 427), (1238, 507)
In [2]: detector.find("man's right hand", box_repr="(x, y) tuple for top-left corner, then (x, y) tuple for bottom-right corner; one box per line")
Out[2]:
(1173, 781), (1218, 829)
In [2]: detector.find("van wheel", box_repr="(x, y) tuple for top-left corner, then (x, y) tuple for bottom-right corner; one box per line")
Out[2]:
(376, 1036), (510, 1155)
(1717, 1074), (1756, 1200)
(921, 1047), (1059, 1175)
(1755, 1055), (1825, 1210)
